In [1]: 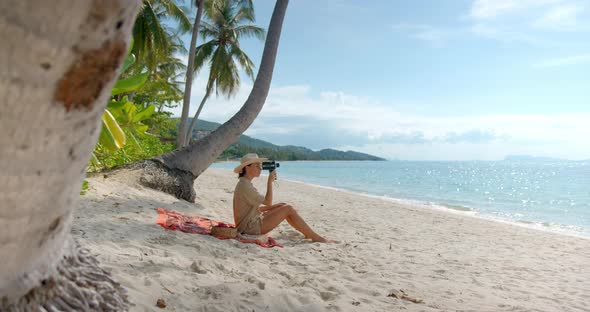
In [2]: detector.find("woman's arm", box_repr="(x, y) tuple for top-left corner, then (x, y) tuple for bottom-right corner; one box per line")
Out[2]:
(258, 202), (287, 213)
(233, 196), (239, 225)
(258, 204), (274, 212)
(262, 171), (277, 206)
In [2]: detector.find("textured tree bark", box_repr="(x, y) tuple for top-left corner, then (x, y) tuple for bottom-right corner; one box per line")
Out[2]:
(149, 0), (289, 202)
(0, 0), (140, 309)
(177, 0), (204, 148)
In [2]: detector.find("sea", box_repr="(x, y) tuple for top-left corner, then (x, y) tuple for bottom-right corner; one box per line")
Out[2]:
(211, 160), (590, 238)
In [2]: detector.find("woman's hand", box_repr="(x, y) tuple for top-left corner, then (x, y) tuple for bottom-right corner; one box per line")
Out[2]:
(268, 170), (277, 182)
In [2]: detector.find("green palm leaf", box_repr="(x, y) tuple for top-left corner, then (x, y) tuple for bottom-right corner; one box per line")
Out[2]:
(230, 44), (255, 79)
(133, 1), (177, 72)
(233, 25), (265, 40)
(193, 40), (218, 74)
(157, 0), (191, 33)
(122, 52), (136, 73)
(111, 72), (149, 96)
(100, 110), (126, 151)
(134, 105), (156, 122)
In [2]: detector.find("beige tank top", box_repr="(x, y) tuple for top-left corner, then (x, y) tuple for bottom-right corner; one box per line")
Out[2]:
(233, 177), (265, 233)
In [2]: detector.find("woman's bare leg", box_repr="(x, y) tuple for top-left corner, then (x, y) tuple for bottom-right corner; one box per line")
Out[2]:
(261, 204), (328, 242)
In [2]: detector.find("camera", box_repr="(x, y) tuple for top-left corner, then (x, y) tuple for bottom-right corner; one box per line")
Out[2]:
(262, 160), (280, 172)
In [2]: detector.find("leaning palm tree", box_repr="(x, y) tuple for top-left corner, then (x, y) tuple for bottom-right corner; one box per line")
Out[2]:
(183, 0), (265, 146)
(177, 0), (255, 148)
(0, 0), (141, 310)
(140, 0), (289, 202)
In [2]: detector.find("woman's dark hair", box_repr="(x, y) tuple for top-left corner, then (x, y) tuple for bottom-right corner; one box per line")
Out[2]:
(238, 163), (258, 177)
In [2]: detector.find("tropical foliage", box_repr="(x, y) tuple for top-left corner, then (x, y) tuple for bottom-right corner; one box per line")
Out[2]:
(132, 0), (191, 72)
(90, 49), (158, 171)
(87, 0), (284, 172)
(89, 0), (192, 171)
(131, 1), (190, 113)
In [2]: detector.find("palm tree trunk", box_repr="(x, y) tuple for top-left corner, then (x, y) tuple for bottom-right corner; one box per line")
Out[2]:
(150, 0), (289, 202)
(177, 0), (204, 148)
(184, 84), (213, 145)
(0, 0), (139, 309)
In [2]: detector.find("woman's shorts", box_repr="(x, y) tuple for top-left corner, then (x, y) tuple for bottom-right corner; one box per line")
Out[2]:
(241, 216), (262, 235)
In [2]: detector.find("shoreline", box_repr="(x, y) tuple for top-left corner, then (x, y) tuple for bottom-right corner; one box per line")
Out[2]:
(75, 167), (590, 311)
(235, 168), (590, 241)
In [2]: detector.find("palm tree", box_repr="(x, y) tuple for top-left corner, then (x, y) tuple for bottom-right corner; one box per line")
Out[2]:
(183, 0), (265, 146)
(131, 1), (190, 113)
(150, 0), (289, 202)
(177, 0), (256, 148)
(133, 0), (191, 73)
(177, 0), (206, 148)
(133, 38), (188, 110)
(0, 0), (141, 309)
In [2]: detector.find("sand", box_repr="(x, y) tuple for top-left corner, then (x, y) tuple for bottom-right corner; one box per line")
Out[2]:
(73, 168), (590, 311)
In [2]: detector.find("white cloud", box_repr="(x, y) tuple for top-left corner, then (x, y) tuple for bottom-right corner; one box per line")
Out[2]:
(533, 53), (590, 67)
(469, 23), (543, 44)
(391, 24), (453, 46)
(166, 81), (590, 160)
(469, 0), (564, 20)
(167, 65), (254, 121)
(532, 4), (585, 30)
(335, 140), (590, 161)
(466, 0), (589, 45)
(391, 1), (588, 47)
(470, 0), (519, 19)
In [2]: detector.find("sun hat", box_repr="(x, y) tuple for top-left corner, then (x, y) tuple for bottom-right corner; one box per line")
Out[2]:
(233, 153), (268, 174)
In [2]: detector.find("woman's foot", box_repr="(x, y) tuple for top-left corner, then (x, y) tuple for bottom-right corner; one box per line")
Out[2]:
(311, 236), (337, 243)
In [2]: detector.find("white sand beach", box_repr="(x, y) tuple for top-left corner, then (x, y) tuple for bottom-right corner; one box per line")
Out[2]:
(74, 168), (590, 312)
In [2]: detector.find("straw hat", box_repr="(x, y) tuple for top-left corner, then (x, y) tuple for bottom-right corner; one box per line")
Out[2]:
(233, 153), (268, 173)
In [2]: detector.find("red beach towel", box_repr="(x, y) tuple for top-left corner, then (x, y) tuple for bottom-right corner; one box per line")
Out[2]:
(155, 208), (282, 248)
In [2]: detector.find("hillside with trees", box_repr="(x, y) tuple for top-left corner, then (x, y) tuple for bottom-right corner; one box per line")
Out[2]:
(185, 118), (386, 161)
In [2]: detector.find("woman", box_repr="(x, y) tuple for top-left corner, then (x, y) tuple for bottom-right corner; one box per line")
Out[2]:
(233, 153), (330, 243)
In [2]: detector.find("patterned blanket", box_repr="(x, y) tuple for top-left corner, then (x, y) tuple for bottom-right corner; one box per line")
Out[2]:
(155, 208), (282, 248)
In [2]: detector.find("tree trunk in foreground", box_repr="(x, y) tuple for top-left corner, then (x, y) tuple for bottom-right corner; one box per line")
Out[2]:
(142, 0), (289, 202)
(177, 0), (204, 148)
(0, 0), (140, 310)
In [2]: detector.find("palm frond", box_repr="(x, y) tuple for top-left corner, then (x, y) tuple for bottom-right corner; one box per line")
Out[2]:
(204, 0), (226, 22)
(230, 2), (255, 25)
(217, 55), (240, 98)
(207, 45), (235, 97)
(233, 25), (265, 40)
(133, 1), (172, 72)
(230, 44), (255, 80)
(156, 0), (192, 33)
(193, 40), (218, 74)
(199, 21), (219, 40)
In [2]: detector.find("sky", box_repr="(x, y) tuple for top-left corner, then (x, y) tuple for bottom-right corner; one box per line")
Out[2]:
(167, 0), (590, 161)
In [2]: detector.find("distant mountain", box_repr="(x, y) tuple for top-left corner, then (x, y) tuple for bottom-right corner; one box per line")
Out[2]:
(182, 118), (385, 161)
(504, 155), (565, 162)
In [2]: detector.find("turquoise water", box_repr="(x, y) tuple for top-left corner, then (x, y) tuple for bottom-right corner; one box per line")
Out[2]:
(211, 160), (590, 237)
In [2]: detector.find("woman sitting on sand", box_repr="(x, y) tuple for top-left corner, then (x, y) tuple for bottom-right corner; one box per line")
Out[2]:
(233, 153), (330, 243)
